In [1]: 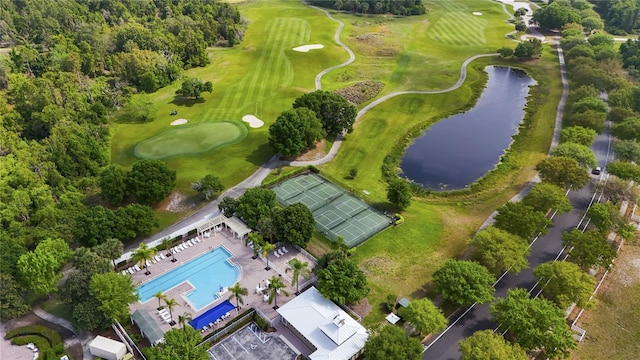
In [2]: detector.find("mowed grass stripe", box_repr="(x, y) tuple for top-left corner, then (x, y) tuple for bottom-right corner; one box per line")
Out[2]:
(258, 18), (293, 101)
(430, 13), (487, 45)
(245, 18), (286, 103)
(267, 19), (306, 97)
(279, 19), (310, 88)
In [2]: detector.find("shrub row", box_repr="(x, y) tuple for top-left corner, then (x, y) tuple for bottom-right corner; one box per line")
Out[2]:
(5, 325), (63, 346)
(10, 335), (67, 360)
(261, 166), (309, 187)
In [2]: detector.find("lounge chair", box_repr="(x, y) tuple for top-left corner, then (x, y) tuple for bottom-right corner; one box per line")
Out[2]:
(158, 309), (168, 316)
(282, 247), (288, 254)
(134, 264), (141, 271)
(26, 343), (35, 350)
(274, 251), (280, 258)
(159, 253), (165, 260)
(121, 270), (128, 275)
(263, 294), (269, 302)
(178, 244), (184, 251)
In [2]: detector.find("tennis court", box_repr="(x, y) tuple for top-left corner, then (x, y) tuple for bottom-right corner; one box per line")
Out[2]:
(272, 174), (391, 247)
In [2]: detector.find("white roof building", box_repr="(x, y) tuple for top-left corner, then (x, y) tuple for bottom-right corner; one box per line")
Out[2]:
(89, 336), (127, 360)
(276, 287), (369, 360)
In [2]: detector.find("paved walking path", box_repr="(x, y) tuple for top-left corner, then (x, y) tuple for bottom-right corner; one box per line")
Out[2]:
(32, 306), (93, 360)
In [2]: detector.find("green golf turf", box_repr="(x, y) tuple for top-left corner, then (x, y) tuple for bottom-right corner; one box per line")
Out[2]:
(134, 122), (247, 160)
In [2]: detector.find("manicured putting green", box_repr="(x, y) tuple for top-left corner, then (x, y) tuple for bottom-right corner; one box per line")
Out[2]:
(134, 122), (247, 159)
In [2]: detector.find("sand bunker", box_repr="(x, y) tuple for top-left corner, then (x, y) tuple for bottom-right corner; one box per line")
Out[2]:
(242, 115), (264, 128)
(293, 44), (324, 52)
(472, 12), (483, 16)
(171, 119), (188, 126)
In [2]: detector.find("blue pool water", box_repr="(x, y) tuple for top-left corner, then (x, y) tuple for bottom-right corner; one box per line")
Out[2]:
(137, 247), (240, 311)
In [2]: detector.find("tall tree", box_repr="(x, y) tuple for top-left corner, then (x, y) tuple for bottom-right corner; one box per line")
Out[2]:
(562, 229), (616, 270)
(470, 227), (530, 275)
(387, 178), (412, 210)
(536, 156), (590, 189)
(218, 196), (240, 217)
(364, 325), (423, 360)
(175, 77), (213, 99)
(522, 182), (572, 214)
(268, 107), (325, 156)
(494, 202), (552, 241)
(316, 258), (369, 304)
(533, 261), (595, 309)
(93, 238), (124, 268)
(17, 239), (72, 297)
(285, 258), (311, 295)
(433, 260), (496, 306)
(146, 327), (208, 360)
(561, 126), (597, 146)
(131, 243), (157, 276)
(99, 164), (127, 204)
(459, 330), (528, 360)
(236, 188), (277, 228)
(587, 202), (616, 233)
(397, 298), (447, 336)
(164, 297), (178, 326)
(292, 90), (357, 136)
(178, 312), (193, 330)
(612, 140), (640, 163)
(261, 242), (276, 271)
(266, 275), (289, 310)
(89, 272), (138, 323)
(274, 203), (315, 248)
(126, 159), (176, 205)
(228, 282), (248, 310)
(0, 273), (30, 321)
(191, 174), (224, 200)
(491, 288), (576, 358)
(551, 143), (597, 168)
(154, 291), (167, 311)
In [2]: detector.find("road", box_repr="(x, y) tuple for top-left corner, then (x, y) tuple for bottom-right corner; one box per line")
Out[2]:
(422, 43), (615, 360)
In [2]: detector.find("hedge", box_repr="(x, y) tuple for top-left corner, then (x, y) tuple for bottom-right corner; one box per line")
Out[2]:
(5, 325), (63, 346)
(11, 335), (49, 360)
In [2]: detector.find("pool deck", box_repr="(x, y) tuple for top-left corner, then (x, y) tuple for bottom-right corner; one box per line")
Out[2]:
(128, 229), (316, 335)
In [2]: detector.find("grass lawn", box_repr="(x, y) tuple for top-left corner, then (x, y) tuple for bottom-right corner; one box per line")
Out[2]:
(134, 122), (247, 159)
(570, 244), (640, 359)
(110, 0), (347, 192)
(39, 296), (74, 323)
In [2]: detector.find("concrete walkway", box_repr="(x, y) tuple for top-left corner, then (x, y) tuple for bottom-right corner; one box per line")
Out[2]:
(32, 306), (93, 360)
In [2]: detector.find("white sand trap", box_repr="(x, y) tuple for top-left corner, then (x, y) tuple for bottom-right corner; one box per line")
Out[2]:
(242, 115), (264, 128)
(170, 119), (188, 126)
(473, 12), (483, 16)
(293, 44), (324, 52)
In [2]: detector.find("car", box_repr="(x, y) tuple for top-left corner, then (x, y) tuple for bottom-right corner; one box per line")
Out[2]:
(592, 166), (601, 175)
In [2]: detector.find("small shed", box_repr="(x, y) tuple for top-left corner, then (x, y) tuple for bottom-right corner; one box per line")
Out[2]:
(131, 309), (165, 346)
(397, 298), (410, 309)
(89, 336), (126, 360)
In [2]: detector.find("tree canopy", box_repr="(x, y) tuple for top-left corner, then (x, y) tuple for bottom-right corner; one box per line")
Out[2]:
(532, 1), (580, 30)
(533, 261), (595, 309)
(126, 159), (177, 205)
(175, 78), (213, 100)
(17, 238), (71, 297)
(551, 142), (597, 168)
(268, 108), (325, 157)
(607, 161), (640, 182)
(191, 174), (224, 200)
(146, 327), (208, 360)
(494, 201), (552, 241)
(398, 298), (447, 336)
(536, 156), (590, 189)
(364, 325), (423, 360)
(522, 182), (572, 214)
(562, 229), (616, 270)
(308, 0), (427, 15)
(236, 188), (277, 228)
(470, 226), (530, 275)
(587, 202), (616, 233)
(316, 258), (369, 305)
(561, 126), (597, 146)
(387, 178), (412, 210)
(433, 260), (496, 306)
(274, 203), (315, 248)
(99, 165), (128, 204)
(459, 330), (528, 360)
(491, 288), (576, 358)
(612, 140), (640, 163)
(0, 273), (30, 321)
(89, 272), (138, 323)
(292, 90), (357, 136)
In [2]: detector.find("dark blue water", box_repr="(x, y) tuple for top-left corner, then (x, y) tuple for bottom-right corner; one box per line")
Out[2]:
(400, 66), (535, 191)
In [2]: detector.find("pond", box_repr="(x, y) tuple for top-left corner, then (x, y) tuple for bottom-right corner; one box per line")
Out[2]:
(400, 66), (535, 191)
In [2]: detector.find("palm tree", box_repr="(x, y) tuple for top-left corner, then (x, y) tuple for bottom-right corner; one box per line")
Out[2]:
(164, 297), (178, 326)
(161, 237), (173, 257)
(267, 275), (289, 310)
(257, 215), (276, 242)
(248, 232), (263, 259)
(153, 291), (166, 311)
(228, 282), (248, 310)
(286, 258), (311, 295)
(131, 243), (156, 275)
(178, 312), (192, 331)
(262, 242), (276, 271)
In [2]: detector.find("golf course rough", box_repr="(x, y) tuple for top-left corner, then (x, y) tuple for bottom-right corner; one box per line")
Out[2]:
(134, 122), (248, 160)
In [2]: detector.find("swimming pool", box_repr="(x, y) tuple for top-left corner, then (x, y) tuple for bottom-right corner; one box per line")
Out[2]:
(137, 246), (240, 311)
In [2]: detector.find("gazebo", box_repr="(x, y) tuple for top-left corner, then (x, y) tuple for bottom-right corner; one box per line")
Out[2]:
(196, 215), (251, 240)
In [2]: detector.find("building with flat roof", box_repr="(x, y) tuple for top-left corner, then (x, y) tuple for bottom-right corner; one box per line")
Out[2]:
(276, 287), (368, 360)
(89, 336), (127, 360)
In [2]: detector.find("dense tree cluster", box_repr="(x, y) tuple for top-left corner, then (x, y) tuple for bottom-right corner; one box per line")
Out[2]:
(593, 0), (640, 34)
(308, 0), (427, 16)
(364, 325), (423, 360)
(432, 260), (496, 306)
(316, 258), (370, 305)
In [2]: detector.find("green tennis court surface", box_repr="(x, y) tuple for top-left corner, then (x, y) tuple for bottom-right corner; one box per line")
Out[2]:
(271, 173), (391, 247)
